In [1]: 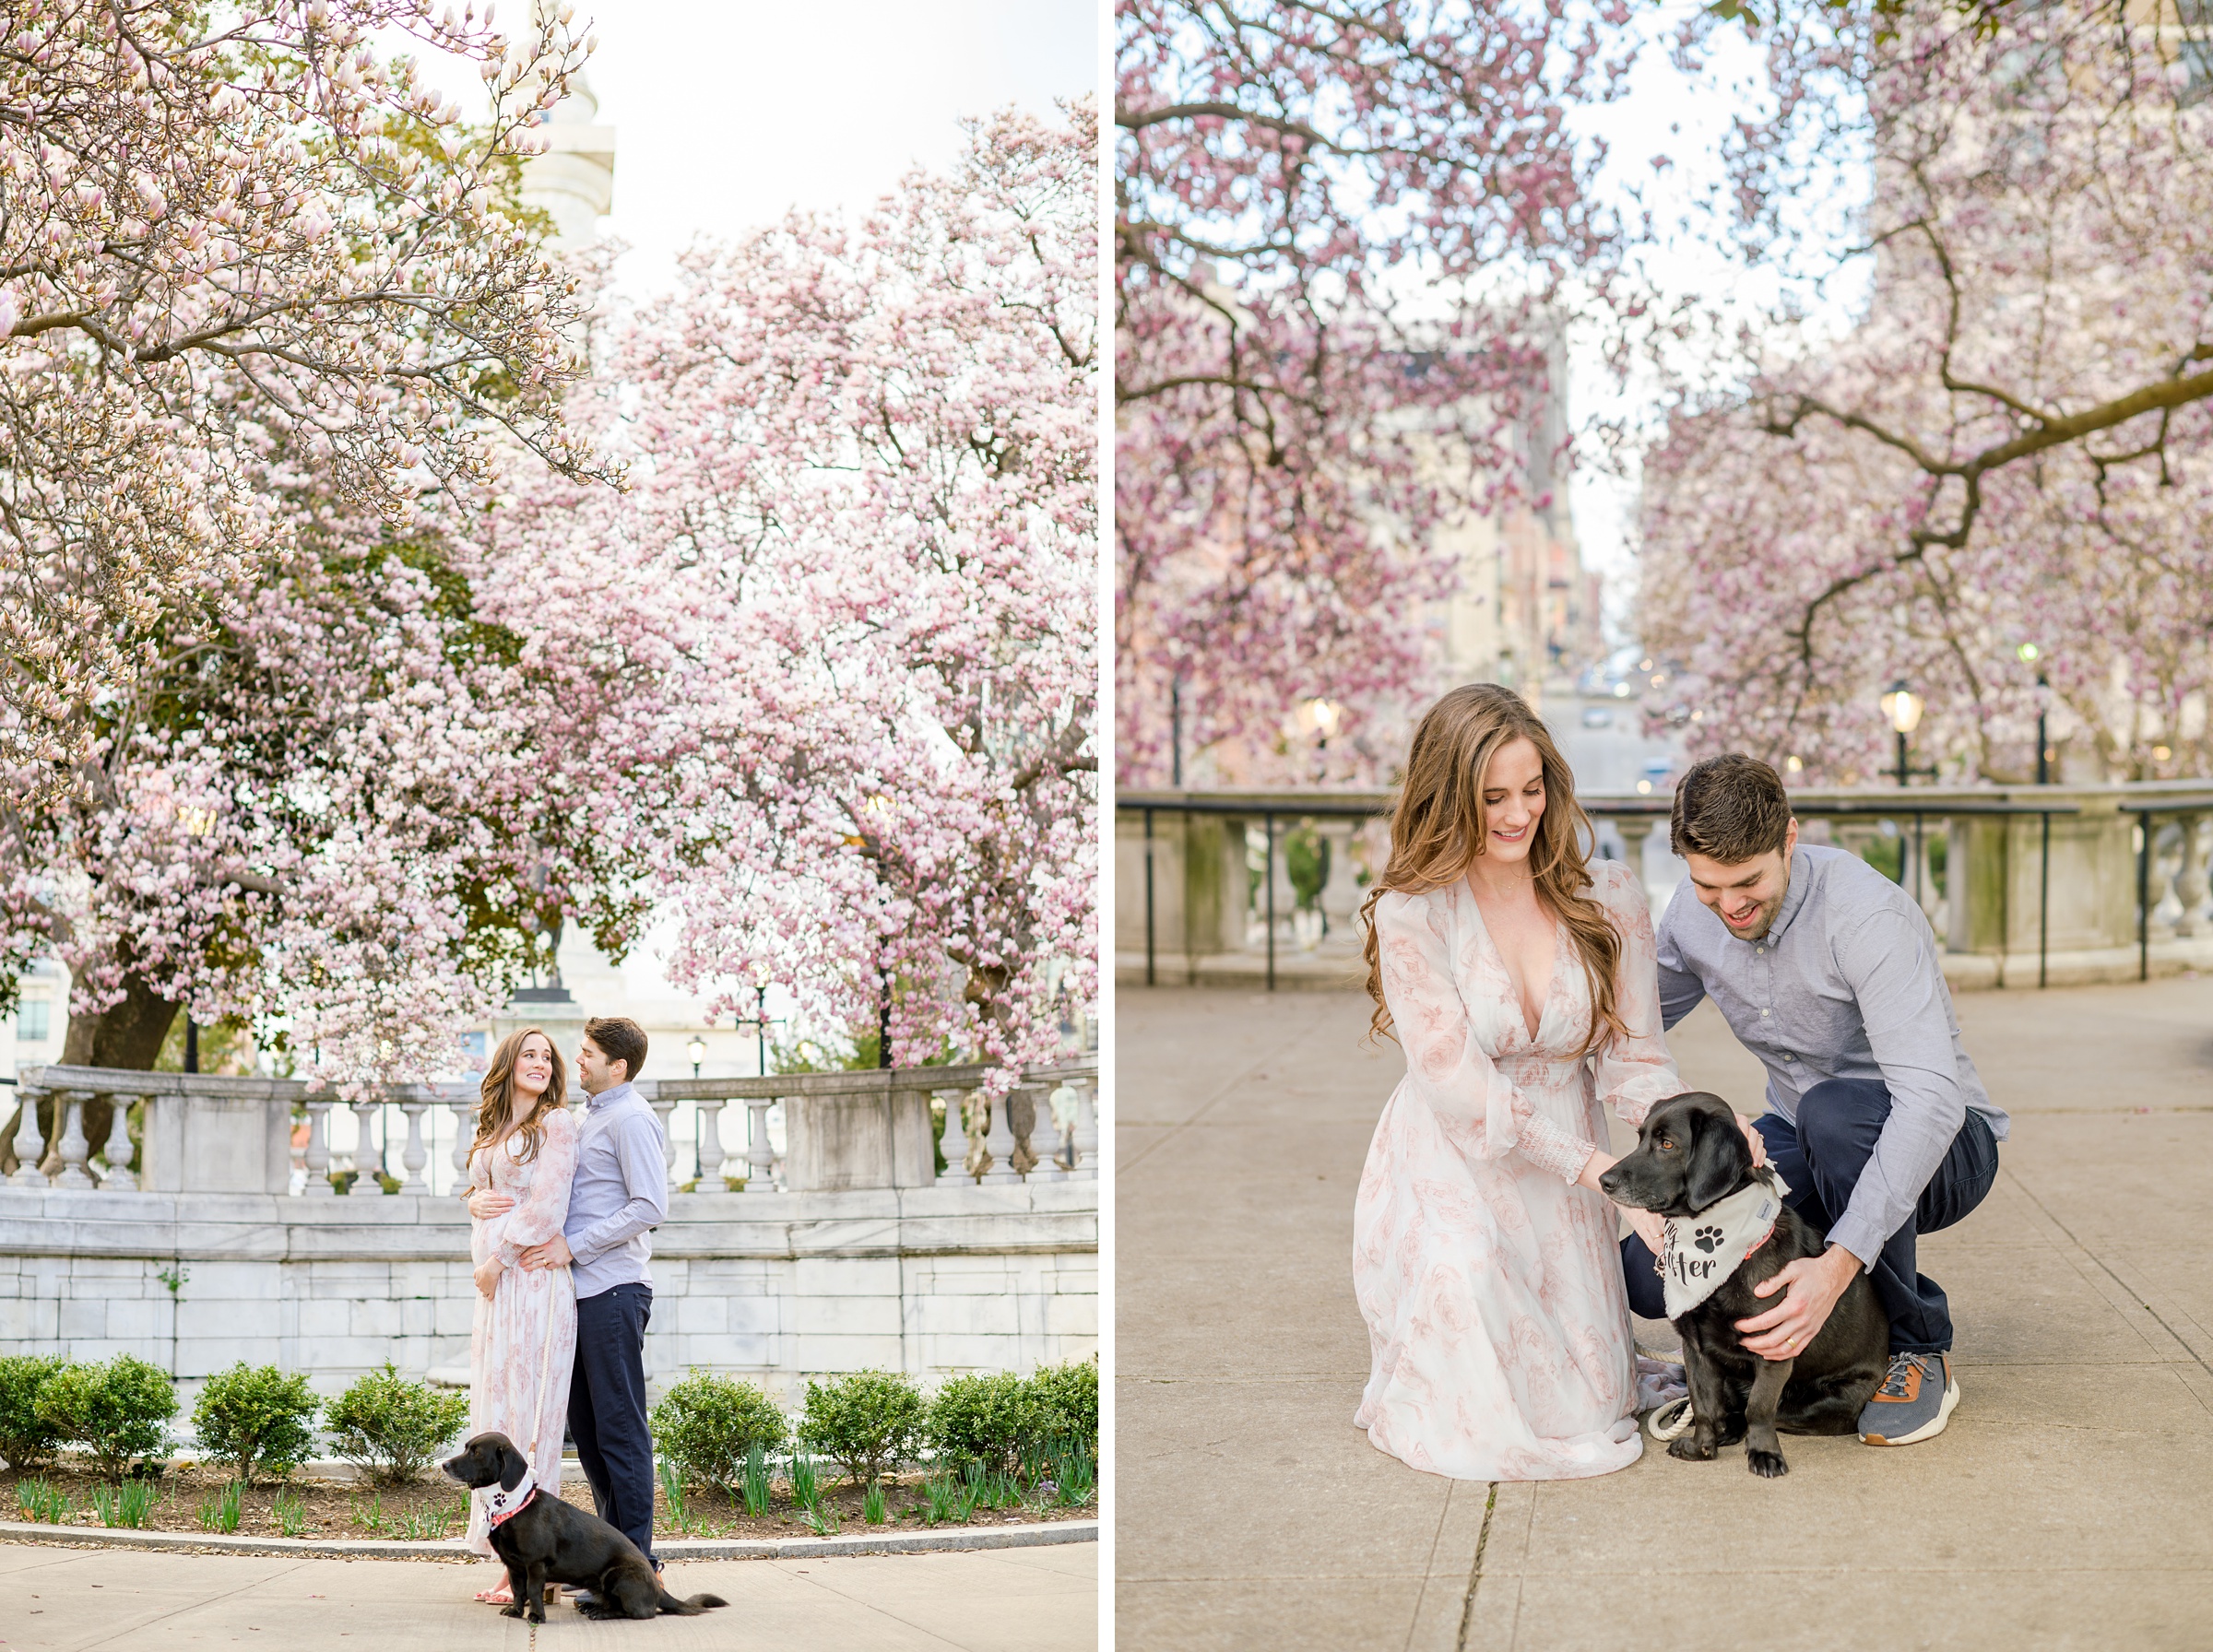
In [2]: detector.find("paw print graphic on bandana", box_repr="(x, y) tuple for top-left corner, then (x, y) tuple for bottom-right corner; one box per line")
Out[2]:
(1693, 1225), (1724, 1253)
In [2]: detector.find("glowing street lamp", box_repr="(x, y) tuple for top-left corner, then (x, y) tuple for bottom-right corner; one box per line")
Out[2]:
(1880, 681), (1935, 787)
(687, 1035), (706, 1080)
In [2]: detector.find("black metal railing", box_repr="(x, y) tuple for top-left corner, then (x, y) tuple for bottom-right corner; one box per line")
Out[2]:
(1116, 789), (2213, 992)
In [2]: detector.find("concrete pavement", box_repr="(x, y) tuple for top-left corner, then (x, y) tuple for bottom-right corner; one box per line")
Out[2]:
(0, 1540), (1095, 1651)
(1116, 974), (2213, 1650)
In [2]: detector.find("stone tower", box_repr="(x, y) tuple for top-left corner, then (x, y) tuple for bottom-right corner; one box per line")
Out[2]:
(516, 33), (615, 251)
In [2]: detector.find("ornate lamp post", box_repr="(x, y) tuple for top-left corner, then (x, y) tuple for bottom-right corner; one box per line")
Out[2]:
(1880, 681), (1937, 787)
(687, 1036), (706, 1080)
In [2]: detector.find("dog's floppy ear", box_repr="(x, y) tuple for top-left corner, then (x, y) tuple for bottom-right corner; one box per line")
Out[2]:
(1684, 1104), (1752, 1212)
(496, 1439), (528, 1492)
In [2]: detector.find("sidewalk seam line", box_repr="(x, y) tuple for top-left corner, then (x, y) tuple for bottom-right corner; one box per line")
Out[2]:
(2003, 1169), (2213, 1380)
(1454, 1482), (1497, 1652)
(1118, 1008), (1343, 1176)
(1403, 1481), (1453, 1652)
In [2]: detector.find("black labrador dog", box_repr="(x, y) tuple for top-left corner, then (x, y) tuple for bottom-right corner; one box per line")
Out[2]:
(442, 1433), (729, 1622)
(1599, 1092), (1888, 1477)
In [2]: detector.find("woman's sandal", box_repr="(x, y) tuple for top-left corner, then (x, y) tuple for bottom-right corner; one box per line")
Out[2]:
(473, 1583), (514, 1604)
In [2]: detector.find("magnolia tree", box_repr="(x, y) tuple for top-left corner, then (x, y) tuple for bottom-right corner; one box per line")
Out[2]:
(0, 476), (641, 1085)
(496, 104), (1097, 1078)
(0, 0), (604, 796)
(1116, 0), (1628, 784)
(1636, 0), (2213, 782)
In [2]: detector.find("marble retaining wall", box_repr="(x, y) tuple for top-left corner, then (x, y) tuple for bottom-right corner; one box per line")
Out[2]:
(0, 1181), (1095, 1410)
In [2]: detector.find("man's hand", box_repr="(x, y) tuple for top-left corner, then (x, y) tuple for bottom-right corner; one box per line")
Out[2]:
(519, 1233), (574, 1270)
(1734, 1244), (1862, 1359)
(468, 1188), (515, 1221)
(1737, 1113), (1768, 1169)
(473, 1257), (503, 1301)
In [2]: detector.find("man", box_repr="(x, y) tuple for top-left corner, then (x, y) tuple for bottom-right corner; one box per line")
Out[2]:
(518, 1017), (666, 1567)
(1621, 753), (2007, 1446)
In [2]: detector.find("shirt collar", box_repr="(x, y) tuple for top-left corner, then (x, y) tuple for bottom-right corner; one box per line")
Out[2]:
(586, 1080), (637, 1113)
(1758, 847), (1815, 947)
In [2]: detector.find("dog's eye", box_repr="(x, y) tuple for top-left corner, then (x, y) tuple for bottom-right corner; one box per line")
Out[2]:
(1656, 1138), (1677, 1151)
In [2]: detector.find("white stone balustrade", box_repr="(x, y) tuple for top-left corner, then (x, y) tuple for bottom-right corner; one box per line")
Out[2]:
(0, 1056), (1098, 1402)
(6, 1056), (1093, 1203)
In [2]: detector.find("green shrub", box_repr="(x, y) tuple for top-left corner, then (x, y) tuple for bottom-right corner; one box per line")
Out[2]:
(797, 1369), (926, 1488)
(324, 1363), (470, 1486)
(1026, 1356), (1098, 1449)
(35, 1355), (177, 1478)
(0, 1353), (65, 1471)
(191, 1363), (321, 1485)
(926, 1371), (1039, 1476)
(650, 1369), (788, 1495)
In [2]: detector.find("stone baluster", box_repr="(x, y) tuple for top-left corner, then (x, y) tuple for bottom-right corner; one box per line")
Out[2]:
(743, 1100), (775, 1192)
(397, 1101), (431, 1193)
(1316, 821), (1364, 945)
(9, 1084), (49, 1187)
(980, 1087), (1023, 1184)
(1042, 1081), (1076, 1181)
(695, 1099), (728, 1193)
(1071, 1074), (1099, 1181)
(1613, 818), (1656, 915)
(302, 1100), (335, 1196)
(2148, 818), (2183, 938)
(931, 1092), (964, 1186)
(1268, 831), (1299, 948)
(2173, 813), (2209, 938)
(448, 1096), (478, 1195)
(99, 1092), (137, 1192)
(648, 1095), (679, 1194)
(350, 1099), (383, 1192)
(51, 1092), (94, 1190)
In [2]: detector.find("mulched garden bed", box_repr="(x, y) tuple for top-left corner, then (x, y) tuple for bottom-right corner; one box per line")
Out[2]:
(4, 1461), (1093, 1542)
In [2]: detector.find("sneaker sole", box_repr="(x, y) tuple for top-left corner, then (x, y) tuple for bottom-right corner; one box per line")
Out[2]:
(1861, 1375), (1959, 1446)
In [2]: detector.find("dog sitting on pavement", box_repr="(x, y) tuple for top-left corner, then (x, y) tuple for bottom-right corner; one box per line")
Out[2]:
(442, 1432), (729, 1622)
(1599, 1092), (1888, 1477)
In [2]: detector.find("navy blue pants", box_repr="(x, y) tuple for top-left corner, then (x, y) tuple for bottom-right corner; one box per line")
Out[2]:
(570, 1283), (656, 1565)
(1620, 1079), (1999, 1354)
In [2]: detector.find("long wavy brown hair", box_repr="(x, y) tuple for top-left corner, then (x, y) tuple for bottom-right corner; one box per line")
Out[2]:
(1360, 683), (1627, 1056)
(470, 1027), (570, 1168)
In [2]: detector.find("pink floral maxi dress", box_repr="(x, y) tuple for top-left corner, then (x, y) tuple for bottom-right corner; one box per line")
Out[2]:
(1354, 858), (1684, 1481)
(464, 1106), (580, 1554)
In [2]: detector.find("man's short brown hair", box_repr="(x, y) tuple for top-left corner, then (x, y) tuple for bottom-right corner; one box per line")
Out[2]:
(583, 1016), (649, 1083)
(1670, 753), (1793, 864)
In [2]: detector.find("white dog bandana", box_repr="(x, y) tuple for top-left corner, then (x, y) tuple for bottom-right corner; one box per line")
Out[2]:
(1657, 1172), (1792, 1317)
(484, 1469), (538, 1530)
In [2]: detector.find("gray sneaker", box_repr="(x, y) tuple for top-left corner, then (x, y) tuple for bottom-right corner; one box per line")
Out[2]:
(1858, 1351), (1959, 1446)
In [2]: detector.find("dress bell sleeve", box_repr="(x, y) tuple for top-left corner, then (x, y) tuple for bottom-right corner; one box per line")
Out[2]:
(493, 1108), (579, 1268)
(1374, 889), (1596, 1182)
(1590, 859), (1686, 1129)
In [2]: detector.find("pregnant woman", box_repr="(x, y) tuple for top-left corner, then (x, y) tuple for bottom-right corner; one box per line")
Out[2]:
(1354, 684), (1683, 1480)
(461, 1027), (580, 1602)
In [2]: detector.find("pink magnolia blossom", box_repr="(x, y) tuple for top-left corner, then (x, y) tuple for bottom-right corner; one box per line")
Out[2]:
(1116, 0), (1631, 783)
(0, 0), (606, 796)
(1638, 0), (2213, 783)
(492, 104), (1098, 1081)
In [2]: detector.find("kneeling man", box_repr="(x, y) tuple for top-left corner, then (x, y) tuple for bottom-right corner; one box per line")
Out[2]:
(1623, 753), (2007, 1445)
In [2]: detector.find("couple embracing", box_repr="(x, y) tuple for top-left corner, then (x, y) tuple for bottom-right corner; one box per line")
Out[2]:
(459, 1016), (668, 1602)
(1353, 684), (2007, 1480)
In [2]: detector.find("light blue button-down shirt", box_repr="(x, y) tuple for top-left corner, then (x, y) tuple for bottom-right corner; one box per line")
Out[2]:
(562, 1080), (669, 1300)
(1655, 843), (2008, 1270)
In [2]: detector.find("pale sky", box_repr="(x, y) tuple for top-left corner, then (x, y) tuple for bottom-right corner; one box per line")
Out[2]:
(550, 0), (1095, 296)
